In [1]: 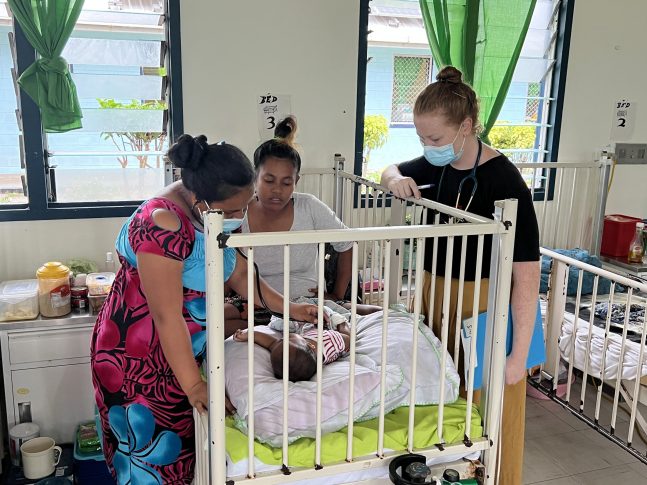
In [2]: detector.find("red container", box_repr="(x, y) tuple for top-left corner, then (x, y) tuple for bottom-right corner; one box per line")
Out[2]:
(601, 214), (643, 257)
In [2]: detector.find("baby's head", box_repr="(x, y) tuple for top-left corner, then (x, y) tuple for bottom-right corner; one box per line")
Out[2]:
(270, 334), (316, 382)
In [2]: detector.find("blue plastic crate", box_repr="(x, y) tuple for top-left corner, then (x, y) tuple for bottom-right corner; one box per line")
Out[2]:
(73, 435), (112, 485)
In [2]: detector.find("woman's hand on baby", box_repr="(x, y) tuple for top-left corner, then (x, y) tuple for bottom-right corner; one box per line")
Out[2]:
(387, 176), (421, 199)
(187, 381), (208, 415)
(233, 329), (248, 342)
(290, 302), (329, 325)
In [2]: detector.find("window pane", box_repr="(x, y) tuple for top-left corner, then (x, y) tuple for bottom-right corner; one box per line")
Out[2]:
(391, 56), (431, 123)
(365, 1), (432, 177)
(363, 0), (561, 186)
(46, 1), (168, 203)
(0, 23), (27, 206)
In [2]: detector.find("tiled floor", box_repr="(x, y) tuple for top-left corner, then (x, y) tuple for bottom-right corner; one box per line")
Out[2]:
(523, 389), (647, 484)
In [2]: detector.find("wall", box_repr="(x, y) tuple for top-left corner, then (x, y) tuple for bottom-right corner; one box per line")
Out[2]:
(4, 0), (646, 280)
(0, 0), (361, 281)
(558, 0), (647, 217)
(180, 0), (360, 169)
(0, 218), (123, 281)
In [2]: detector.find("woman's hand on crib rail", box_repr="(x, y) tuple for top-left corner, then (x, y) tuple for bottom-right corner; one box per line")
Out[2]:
(186, 380), (237, 416)
(187, 381), (208, 415)
(381, 167), (421, 199)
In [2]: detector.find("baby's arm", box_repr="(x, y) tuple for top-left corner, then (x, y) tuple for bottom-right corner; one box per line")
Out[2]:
(233, 329), (280, 351)
(335, 324), (351, 352)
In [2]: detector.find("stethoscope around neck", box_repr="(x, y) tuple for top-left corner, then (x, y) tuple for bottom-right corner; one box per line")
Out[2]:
(436, 138), (482, 213)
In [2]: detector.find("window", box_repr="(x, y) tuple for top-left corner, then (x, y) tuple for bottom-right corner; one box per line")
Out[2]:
(0, 2), (25, 206)
(391, 56), (432, 123)
(0, 0), (182, 220)
(358, 0), (572, 192)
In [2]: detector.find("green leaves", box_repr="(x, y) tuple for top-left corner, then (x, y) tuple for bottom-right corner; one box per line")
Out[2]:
(96, 98), (167, 110)
(363, 114), (389, 158)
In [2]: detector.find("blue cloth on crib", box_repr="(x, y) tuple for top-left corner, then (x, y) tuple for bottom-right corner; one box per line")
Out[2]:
(462, 300), (545, 389)
(540, 248), (611, 296)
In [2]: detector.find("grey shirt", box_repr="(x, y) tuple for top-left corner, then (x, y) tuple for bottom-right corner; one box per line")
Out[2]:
(241, 192), (353, 298)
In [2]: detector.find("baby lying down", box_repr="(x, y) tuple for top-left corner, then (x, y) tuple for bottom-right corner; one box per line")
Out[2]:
(233, 306), (351, 382)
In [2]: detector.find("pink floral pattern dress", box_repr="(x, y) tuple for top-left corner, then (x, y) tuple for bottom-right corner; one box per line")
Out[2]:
(90, 198), (235, 484)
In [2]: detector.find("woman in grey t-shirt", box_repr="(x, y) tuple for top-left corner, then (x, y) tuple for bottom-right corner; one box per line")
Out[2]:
(242, 116), (353, 300)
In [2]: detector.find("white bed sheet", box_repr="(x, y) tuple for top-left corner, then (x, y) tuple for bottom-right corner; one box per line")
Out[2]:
(226, 450), (481, 484)
(543, 301), (647, 381)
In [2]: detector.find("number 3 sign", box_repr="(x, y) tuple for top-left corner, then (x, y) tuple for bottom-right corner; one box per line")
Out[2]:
(257, 93), (292, 141)
(611, 99), (635, 141)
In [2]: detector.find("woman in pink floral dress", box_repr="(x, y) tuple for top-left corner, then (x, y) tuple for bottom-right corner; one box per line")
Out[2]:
(90, 135), (320, 484)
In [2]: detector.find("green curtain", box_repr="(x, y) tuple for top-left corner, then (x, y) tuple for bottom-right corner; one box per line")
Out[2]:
(419, 0), (536, 141)
(8, 0), (84, 132)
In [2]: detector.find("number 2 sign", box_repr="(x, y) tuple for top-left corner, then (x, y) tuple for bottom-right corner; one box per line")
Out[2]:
(257, 93), (292, 141)
(611, 99), (635, 141)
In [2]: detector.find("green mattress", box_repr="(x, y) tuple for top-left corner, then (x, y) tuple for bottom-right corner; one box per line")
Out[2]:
(225, 398), (483, 468)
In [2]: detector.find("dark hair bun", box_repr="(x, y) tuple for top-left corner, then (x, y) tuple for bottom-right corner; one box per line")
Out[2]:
(274, 115), (298, 146)
(436, 66), (463, 84)
(167, 134), (209, 170)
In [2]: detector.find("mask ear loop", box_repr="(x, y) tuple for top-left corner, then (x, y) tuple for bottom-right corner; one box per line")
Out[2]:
(192, 201), (205, 227)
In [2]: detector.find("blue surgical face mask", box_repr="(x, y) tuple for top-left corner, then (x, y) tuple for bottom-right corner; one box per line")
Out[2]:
(223, 215), (245, 233)
(422, 124), (466, 167)
(200, 200), (247, 232)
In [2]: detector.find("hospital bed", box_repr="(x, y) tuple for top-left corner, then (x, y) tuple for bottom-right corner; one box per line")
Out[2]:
(517, 155), (647, 465)
(194, 168), (519, 484)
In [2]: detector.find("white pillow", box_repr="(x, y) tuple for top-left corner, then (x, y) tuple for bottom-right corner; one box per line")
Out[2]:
(354, 310), (460, 407)
(224, 311), (460, 447)
(225, 326), (402, 446)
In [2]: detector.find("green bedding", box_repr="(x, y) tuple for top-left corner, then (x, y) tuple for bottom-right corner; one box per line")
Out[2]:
(225, 399), (482, 468)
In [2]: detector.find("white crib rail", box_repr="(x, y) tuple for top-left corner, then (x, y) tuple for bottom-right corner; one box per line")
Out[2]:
(198, 191), (517, 484)
(510, 160), (611, 254)
(534, 247), (647, 464)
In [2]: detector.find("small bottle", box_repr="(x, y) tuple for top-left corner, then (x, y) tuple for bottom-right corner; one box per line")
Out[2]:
(105, 251), (117, 273)
(628, 222), (645, 263)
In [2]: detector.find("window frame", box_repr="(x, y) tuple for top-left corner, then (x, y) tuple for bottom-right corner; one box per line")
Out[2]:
(0, 0), (183, 222)
(353, 0), (575, 205)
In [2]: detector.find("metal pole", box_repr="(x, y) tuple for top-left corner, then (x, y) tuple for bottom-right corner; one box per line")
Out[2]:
(334, 154), (345, 219)
(205, 210), (227, 484)
(544, 259), (568, 385)
(481, 199), (517, 485)
(389, 198), (406, 305)
(591, 157), (612, 257)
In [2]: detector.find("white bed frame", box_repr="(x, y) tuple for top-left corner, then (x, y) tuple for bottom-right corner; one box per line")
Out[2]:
(514, 155), (647, 464)
(536, 248), (647, 463)
(195, 168), (519, 485)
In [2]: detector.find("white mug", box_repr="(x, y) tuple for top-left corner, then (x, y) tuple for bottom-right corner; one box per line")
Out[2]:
(20, 437), (62, 480)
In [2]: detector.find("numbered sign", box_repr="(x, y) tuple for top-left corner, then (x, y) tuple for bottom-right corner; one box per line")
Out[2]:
(611, 99), (635, 141)
(257, 93), (292, 141)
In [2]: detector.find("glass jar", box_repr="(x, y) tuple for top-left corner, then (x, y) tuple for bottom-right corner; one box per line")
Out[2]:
(36, 262), (71, 317)
(71, 286), (89, 312)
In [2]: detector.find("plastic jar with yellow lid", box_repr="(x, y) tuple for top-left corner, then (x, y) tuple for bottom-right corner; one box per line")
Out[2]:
(36, 262), (71, 317)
